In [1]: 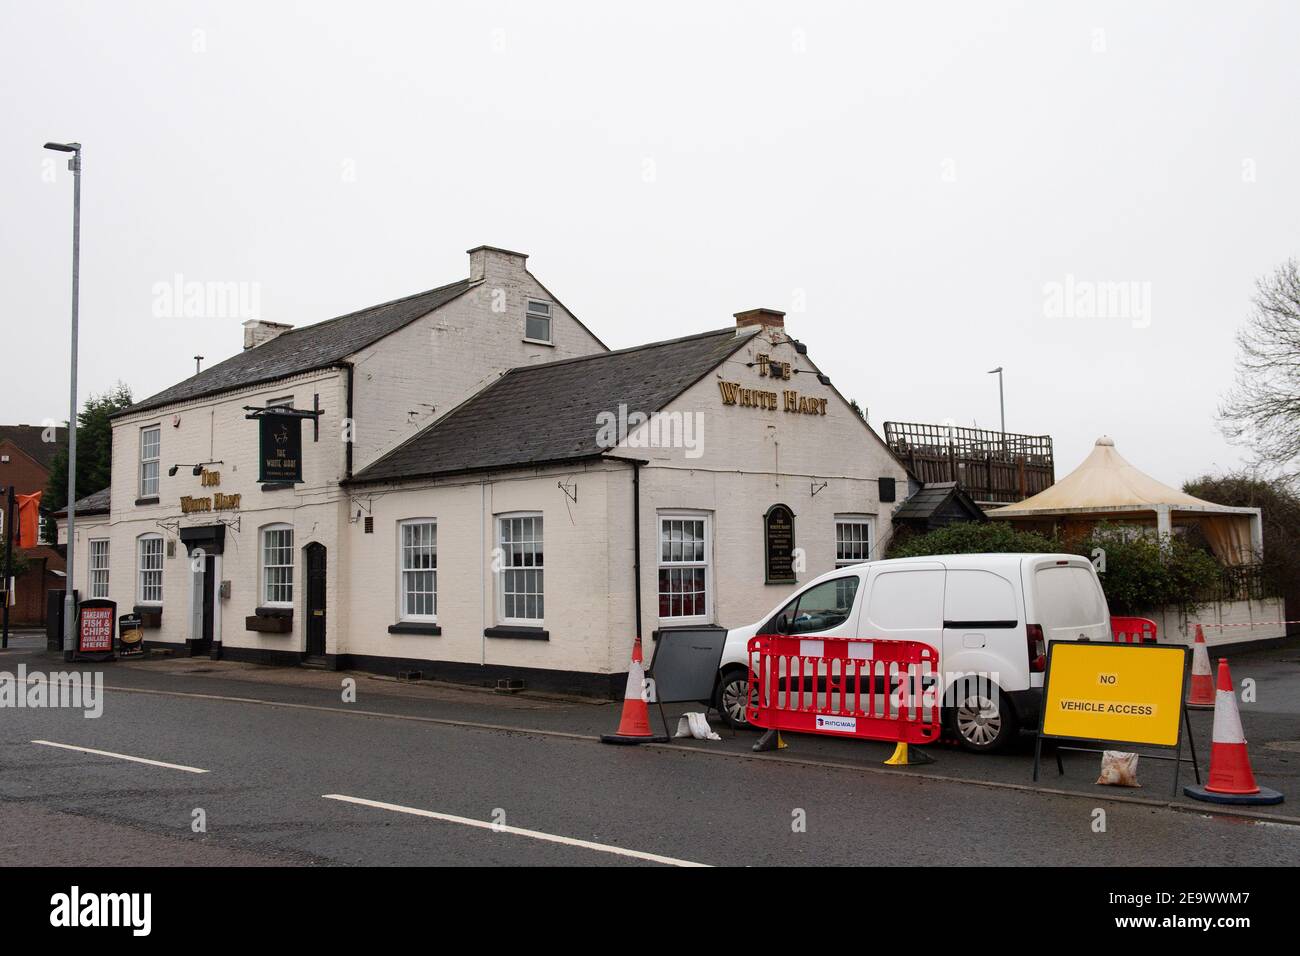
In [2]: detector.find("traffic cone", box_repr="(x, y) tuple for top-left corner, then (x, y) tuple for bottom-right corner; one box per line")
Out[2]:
(1184, 659), (1283, 806)
(600, 636), (668, 745)
(1186, 625), (1215, 709)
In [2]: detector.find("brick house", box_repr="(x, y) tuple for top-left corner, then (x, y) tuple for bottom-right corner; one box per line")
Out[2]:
(0, 424), (68, 625)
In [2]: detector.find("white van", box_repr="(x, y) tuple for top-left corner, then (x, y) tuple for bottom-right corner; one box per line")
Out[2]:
(711, 553), (1110, 752)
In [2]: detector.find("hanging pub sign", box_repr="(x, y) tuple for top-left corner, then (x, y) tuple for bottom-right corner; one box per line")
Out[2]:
(117, 613), (144, 658)
(76, 599), (117, 661)
(764, 504), (797, 584)
(258, 412), (303, 483)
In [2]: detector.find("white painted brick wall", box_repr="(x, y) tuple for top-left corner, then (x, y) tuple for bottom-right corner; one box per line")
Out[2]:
(341, 329), (909, 678)
(349, 256), (604, 471)
(96, 370), (347, 654)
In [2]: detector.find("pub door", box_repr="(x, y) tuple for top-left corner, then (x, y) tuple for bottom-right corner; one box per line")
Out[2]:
(189, 554), (215, 658)
(304, 543), (327, 660)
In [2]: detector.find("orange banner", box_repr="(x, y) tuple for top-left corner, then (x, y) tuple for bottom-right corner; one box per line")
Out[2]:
(16, 491), (42, 548)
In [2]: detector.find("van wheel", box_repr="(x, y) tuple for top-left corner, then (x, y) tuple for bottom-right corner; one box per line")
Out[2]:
(715, 668), (754, 729)
(949, 681), (1018, 753)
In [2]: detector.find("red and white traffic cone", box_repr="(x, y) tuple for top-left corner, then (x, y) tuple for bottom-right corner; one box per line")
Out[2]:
(1184, 659), (1283, 806)
(600, 636), (668, 745)
(1186, 624), (1215, 709)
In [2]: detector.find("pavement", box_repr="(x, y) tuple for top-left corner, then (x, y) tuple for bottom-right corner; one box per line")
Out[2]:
(2, 630), (1298, 866)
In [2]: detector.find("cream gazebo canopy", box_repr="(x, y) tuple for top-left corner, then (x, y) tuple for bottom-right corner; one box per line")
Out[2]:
(986, 437), (1262, 565)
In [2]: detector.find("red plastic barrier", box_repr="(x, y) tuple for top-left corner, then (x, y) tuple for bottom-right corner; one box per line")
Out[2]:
(1111, 616), (1157, 644)
(746, 634), (941, 744)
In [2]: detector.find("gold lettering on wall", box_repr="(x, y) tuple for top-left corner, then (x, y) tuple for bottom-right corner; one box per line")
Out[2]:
(180, 493), (241, 514)
(718, 380), (826, 415)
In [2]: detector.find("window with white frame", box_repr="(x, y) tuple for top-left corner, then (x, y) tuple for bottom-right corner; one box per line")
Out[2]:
(658, 514), (711, 622)
(139, 426), (161, 497)
(261, 524), (294, 606)
(399, 519), (437, 620)
(89, 539), (110, 599)
(525, 299), (552, 343)
(835, 515), (875, 567)
(498, 514), (543, 623)
(137, 534), (163, 604)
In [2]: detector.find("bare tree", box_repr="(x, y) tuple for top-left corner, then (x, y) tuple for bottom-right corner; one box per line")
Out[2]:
(1220, 259), (1300, 484)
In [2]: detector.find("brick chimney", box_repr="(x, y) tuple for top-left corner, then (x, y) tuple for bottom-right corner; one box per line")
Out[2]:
(242, 319), (293, 350)
(468, 245), (529, 282)
(734, 308), (785, 335)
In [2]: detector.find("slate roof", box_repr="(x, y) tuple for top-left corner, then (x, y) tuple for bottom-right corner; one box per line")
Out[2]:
(892, 481), (986, 522)
(53, 485), (111, 518)
(115, 279), (475, 417)
(349, 327), (753, 485)
(0, 425), (68, 470)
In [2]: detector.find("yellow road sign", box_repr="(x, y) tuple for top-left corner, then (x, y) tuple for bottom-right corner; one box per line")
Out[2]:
(1041, 641), (1189, 747)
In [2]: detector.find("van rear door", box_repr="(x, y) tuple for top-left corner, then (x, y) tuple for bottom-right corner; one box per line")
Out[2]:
(1027, 558), (1110, 650)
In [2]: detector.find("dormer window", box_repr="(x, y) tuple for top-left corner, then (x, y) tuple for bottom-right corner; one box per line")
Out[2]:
(525, 299), (552, 344)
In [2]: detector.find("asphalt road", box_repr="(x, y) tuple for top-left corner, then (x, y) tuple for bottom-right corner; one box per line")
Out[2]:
(2, 634), (1298, 867)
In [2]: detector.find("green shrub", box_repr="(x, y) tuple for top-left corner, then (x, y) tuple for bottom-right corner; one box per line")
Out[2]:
(1070, 525), (1221, 615)
(886, 521), (1059, 559)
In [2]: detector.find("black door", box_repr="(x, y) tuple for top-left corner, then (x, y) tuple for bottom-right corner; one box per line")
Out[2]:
(305, 543), (326, 659)
(192, 555), (215, 657)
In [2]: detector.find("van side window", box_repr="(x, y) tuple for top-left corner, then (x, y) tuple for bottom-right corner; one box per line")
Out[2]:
(943, 569), (1018, 627)
(777, 577), (859, 635)
(866, 569), (944, 630)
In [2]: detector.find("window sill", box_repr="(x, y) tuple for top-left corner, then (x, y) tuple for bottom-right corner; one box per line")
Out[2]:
(521, 337), (554, 348)
(134, 496), (160, 507)
(388, 622), (442, 636)
(483, 625), (549, 641)
(261, 482), (295, 492)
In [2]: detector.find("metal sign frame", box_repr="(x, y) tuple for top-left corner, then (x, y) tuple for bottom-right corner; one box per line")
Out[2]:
(1033, 639), (1200, 798)
(647, 627), (731, 740)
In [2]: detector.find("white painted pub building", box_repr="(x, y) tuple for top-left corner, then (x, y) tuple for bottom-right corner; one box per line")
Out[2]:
(58, 246), (910, 694)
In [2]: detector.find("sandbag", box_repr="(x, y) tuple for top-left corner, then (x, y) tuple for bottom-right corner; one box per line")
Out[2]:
(1097, 750), (1140, 787)
(674, 712), (721, 741)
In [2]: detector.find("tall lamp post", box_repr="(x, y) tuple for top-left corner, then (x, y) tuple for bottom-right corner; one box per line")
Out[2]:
(982, 369), (1003, 434)
(45, 141), (81, 662)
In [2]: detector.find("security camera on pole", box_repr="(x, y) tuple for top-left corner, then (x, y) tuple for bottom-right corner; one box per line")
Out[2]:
(44, 140), (81, 663)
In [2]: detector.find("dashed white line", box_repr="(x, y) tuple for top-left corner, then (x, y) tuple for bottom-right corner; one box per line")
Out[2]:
(31, 740), (209, 774)
(321, 793), (710, 867)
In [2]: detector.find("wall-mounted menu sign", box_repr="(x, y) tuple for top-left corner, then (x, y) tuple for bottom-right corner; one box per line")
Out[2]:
(764, 504), (797, 584)
(258, 412), (303, 483)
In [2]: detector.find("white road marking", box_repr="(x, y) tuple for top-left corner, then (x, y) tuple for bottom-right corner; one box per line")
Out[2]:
(322, 793), (710, 867)
(31, 740), (209, 774)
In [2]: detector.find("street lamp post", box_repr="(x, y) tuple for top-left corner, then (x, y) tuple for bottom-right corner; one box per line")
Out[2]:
(45, 141), (81, 662)
(982, 366), (1003, 437)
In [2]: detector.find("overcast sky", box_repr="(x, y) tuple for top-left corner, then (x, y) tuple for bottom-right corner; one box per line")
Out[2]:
(3, 1), (1297, 488)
